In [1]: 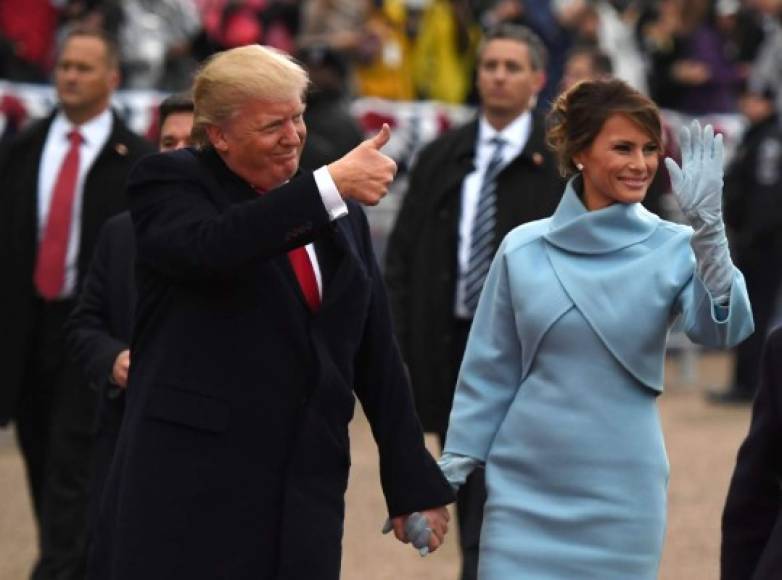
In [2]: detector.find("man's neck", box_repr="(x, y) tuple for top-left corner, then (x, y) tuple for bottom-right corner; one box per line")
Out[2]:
(484, 110), (528, 133)
(62, 104), (110, 127)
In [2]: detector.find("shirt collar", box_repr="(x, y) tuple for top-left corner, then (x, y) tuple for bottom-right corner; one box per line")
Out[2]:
(478, 111), (532, 149)
(52, 108), (113, 146)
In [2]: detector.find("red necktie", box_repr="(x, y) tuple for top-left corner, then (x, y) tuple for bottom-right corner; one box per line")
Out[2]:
(254, 187), (321, 311)
(34, 129), (82, 300)
(288, 245), (321, 311)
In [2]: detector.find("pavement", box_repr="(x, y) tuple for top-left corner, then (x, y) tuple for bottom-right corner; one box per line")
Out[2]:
(0, 352), (752, 580)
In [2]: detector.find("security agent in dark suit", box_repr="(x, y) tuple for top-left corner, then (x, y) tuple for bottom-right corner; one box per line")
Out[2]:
(0, 29), (153, 580)
(87, 45), (454, 580)
(65, 93), (195, 540)
(721, 325), (782, 579)
(711, 88), (782, 404)
(384, 24), (564, 580)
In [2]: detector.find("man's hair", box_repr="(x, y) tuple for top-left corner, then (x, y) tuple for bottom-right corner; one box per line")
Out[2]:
(567, 45), (613, 77)
(191, 44), (309, 148)
(58, 27), (120, 69)
(159, 92), (195, 129)
(477, 23), (548, 71)
(546, 78), (662, 177)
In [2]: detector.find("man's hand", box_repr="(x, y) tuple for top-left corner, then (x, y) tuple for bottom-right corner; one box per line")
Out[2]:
(382, 506), (450, 556)
(111, 349), (131, 388)
(327, 124), (397, 206)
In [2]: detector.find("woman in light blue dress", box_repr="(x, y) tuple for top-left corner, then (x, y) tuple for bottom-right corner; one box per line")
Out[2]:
(437, 79), (754, 578)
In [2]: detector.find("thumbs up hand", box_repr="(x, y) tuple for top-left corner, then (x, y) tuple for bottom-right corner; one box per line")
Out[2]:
(327, 123), (397, 206)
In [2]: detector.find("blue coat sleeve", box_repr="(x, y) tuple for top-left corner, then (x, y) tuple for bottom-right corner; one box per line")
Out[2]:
(443, 240), (523, 461)
(674, 265), (754, 348)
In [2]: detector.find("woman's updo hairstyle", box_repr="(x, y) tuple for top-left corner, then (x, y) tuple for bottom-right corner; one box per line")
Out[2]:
(546, 78), (663, 177)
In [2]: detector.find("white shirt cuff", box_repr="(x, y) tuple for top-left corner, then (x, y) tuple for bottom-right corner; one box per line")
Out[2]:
(314, 166), (348, 221)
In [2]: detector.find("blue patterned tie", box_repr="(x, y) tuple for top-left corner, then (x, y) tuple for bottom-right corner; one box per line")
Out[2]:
(464, 136), (506, 314)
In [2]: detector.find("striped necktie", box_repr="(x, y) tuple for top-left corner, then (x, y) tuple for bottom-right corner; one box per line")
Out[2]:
(464, 136), (505, 315)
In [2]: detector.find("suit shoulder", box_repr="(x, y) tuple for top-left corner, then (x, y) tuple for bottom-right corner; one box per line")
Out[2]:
(414, 120), (476, 162)
(1, 116), (51, 153)
(129, 148), (201, 184)
(109, 114), (154, 153)
(501, 218), (551, 254)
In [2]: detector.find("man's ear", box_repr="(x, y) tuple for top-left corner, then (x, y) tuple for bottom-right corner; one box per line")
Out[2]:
(109, 68), (120, 92)
(532, 70), (546, 96)
(205, 124), (228, 153)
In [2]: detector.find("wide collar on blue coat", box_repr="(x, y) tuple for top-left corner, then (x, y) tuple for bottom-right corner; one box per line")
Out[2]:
(532, 177), (686, 392)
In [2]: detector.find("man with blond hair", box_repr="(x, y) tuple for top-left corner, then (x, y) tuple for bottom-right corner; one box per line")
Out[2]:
(87, 45), (453, 580)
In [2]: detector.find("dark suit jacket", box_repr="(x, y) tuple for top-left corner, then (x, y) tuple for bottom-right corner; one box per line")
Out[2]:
(88, 148), (454, 580)
(66, 211), (136, 395)
(384, 114), (564, 433)
(0, 111), (153, 425)
(721, 325), (782, 580)
(64, 212), (135, 534)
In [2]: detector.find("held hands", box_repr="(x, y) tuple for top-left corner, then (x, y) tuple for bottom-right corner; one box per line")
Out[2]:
(327, 124), (397, 206)
(381, 507), (450, 557)
(663, 120), (725, 228)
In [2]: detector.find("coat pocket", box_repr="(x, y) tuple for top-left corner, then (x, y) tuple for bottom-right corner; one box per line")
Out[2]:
(146, 386), (230, 433)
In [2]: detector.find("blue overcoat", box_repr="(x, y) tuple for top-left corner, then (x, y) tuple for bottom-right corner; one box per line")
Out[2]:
(444, 178), (754, 579)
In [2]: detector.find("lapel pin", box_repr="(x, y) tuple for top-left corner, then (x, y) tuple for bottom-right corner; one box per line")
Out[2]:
(532, 152), (544, 166)
(115, 143), (128, 156)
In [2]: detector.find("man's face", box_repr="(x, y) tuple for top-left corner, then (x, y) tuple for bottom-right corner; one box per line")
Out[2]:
(55, 36), (119, 123)
(561, 53), (595, 92)
(159, 111), (194, 152)
(207, 97), (306, 190)
(477, 39), (545, 121)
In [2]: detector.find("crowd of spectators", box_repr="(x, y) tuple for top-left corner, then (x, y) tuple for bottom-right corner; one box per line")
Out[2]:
(0, 1), (779, 116)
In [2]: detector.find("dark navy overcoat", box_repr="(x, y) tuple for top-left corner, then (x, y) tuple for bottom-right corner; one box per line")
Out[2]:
(88, 147), (453, 580)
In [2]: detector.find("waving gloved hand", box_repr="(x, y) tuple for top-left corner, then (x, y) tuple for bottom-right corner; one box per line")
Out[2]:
(664, 121), (734, 304)
(437, 452), (483, 492)
(664, 120), (725, 227)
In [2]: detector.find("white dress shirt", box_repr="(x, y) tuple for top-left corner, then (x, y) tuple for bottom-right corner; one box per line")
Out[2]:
(304, 166), (348, 297)
(37, 109), (113, 299)
(454, 112), (532, 319)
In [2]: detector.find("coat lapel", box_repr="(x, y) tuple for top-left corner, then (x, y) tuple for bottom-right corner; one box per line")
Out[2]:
(430, 119), (477, 211)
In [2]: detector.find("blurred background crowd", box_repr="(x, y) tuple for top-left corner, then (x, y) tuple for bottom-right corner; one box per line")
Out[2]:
(1, 0), (780, 116)
(1, 0), (781, 393)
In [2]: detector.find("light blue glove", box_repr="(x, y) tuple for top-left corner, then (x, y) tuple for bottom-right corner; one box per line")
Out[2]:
(437, 452), (483, 492)
(664, 121), (734, 304)
(381, 512), (431, 557)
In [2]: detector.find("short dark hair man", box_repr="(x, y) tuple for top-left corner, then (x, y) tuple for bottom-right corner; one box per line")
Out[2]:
(0, 28), (154, 580)
(87, 45), (453, 580)
(385, 24), (564, 579)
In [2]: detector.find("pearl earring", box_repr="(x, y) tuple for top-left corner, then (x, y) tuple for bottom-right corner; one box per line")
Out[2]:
(576, 163), (584, 171)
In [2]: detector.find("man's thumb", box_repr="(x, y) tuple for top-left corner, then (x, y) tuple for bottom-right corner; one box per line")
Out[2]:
(368, 123), (391, 150)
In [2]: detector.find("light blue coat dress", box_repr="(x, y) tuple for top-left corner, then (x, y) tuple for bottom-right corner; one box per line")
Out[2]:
(444, 180), (754, 579)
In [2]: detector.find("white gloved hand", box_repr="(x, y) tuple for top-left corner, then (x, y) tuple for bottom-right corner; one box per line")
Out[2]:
(664, 120), (724, 228)
(437, 452), (482, 492)
(664, 121), (734, 303)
